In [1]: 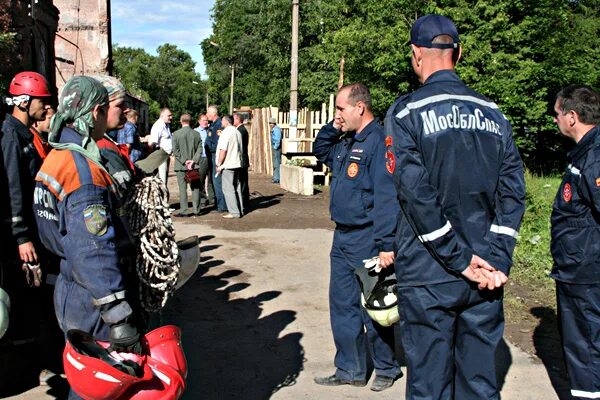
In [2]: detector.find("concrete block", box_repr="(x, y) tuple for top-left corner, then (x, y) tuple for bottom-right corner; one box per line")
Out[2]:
(281, 164), (314, 196)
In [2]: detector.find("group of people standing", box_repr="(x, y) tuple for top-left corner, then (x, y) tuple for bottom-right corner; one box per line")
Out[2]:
(148, 105), (251, 219)
(315, 14), (600, 400)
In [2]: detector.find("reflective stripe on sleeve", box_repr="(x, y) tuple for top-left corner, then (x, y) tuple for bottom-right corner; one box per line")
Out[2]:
(490, 224), (519, 239)
(418, 221), (452, 243)
(92, 290), (126, 306)
(567, 164), (581, 177)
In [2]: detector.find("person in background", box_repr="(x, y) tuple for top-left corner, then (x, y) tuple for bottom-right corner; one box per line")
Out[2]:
(269, 117), (282, 184)
(117, 109), (142, 164)
(149, 108), (173, 186)
(30, 105), (54, 161)
(91, 75), (136, 193)
(216, 115), (244, 219)
(172, 113), (203, 217)
(206, 105), (227, 212)
(549, 85), (600, 400)
(234, 113), (250, 205)
(195, 113), (215, 208)
(385, 14), (525, 399)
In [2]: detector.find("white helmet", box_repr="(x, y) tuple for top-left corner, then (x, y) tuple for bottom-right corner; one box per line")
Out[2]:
(361, 279), (399, 327)
(0, 287), (10, 339)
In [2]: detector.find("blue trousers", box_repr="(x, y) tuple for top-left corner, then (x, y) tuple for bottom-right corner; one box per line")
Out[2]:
(211, 154), (227, 211)
(397, 280), (503, 400)
(329, 228), (400, 381)
(557, 282), (600, 399)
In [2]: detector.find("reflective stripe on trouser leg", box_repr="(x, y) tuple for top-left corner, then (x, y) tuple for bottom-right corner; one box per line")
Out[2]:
(557, 282), (600, 399)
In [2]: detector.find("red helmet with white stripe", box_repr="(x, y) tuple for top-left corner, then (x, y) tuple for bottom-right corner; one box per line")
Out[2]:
(63, 326), (186, 400)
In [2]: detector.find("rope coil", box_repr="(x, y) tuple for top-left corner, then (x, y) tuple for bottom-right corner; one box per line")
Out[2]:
(125, 177), (179, 312)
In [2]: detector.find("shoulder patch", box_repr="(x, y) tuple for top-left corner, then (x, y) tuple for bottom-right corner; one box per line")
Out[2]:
(563, 183), (572, 203)
(83, 204), (108, 236)
(385, 136), (393, 147)
(596, 177), (600, 187)
(386, 150), (396, 174)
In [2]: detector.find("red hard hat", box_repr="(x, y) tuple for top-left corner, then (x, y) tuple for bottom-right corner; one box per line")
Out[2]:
(63, 326), (186, 400)
(9, 71), (51, 97)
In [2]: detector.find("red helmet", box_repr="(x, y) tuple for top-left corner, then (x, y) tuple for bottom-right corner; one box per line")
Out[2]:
(63, 326), (186, 400)
(8, 71), (51, 97)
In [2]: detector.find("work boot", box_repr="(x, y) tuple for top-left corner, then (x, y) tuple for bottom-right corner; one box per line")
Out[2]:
(370, 375), (399, 392)
(314, 374), (366, 387)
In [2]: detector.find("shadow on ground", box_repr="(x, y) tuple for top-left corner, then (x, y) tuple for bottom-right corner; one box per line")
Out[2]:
(531, 306), (571, 400)
(159, 236), (304, 400)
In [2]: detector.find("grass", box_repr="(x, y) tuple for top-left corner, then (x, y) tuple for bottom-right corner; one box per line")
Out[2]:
(511, 170), (561, 292)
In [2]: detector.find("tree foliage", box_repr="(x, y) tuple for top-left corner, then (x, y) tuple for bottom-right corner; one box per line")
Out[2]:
(203, 0), (600, 172)
(112, 44), (206, 127)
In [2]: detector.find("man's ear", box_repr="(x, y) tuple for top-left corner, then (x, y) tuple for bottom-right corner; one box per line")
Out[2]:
(453, 46), (462, 65)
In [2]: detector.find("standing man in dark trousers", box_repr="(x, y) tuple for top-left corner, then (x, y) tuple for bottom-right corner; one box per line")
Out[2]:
(206, 105), (227, 212)
(313, 83), (401, 392)
(234, 113), (250, 206)
(172, 113), (204, 216)
(550, 85), (600, 400)
(385, 15), (525, 400)
(195, 113), (215, 207)
(0, 71), (52, 389)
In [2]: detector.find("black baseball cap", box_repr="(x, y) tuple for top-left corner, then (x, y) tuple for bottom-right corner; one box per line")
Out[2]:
(410, 14), (460, 49)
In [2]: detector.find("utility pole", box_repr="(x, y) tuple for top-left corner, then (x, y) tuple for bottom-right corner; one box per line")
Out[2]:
(229, 64), (235, 115)
(289, 0), (299, 152)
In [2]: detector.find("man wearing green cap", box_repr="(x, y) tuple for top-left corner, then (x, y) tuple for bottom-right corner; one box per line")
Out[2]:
(33, 76), (143, 399)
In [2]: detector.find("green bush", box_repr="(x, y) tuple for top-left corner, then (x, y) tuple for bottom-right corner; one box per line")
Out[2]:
(511, 170), (561, 289)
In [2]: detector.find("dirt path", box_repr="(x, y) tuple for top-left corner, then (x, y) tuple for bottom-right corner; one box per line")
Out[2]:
(5, 172), (563, 399)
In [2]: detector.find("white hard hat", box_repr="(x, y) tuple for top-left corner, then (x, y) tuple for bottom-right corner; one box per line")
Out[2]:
(361, 279), (400, 327)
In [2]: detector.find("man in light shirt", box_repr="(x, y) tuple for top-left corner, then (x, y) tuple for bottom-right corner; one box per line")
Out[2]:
(149, 108), (173, 185)
(216, 115), (244, 219)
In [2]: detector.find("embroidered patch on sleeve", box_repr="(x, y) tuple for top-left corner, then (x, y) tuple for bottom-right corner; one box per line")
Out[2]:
(385, 150), (396, 174)
(385, 136), (393, 147)
(83, 204), (108, 236)
(563, 183), (572, 202)
(596, 177), (600, 187)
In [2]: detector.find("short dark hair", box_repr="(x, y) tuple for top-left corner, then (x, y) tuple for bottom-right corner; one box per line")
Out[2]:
(339, 83), (372, 112)
(222, 114), (233, 124)
(556, 85), (600, 125)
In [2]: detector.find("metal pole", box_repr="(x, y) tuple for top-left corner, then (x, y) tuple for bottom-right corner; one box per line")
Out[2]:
(229, 65), (235, 115)
(289, 0), (299, 152)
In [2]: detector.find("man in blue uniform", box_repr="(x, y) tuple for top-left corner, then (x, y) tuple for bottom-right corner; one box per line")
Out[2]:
(313, 83), (401, 392)
(206, 105), (227, 212)
(550, 85), (600, 400)
(385, 15), (525, 399)
(33, 77), (142, 399)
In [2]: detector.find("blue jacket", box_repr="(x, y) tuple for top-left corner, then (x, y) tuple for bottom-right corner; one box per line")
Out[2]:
(33, 127), (137, 340)
(271, 125), (282, 151)
(551, 125), (600, 283)
(385, 70), (525, 286)
(0, 114), (42, 249)
(314, 120), (399, 252)
(206, 117), (222, 156)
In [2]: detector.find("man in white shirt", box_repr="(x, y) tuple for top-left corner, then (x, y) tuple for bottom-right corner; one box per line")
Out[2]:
(216, 115), (244, 219)
(149, 108), (173, 185)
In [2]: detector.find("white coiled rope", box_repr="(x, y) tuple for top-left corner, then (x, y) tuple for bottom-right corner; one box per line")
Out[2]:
(125, 177), (179, 312)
